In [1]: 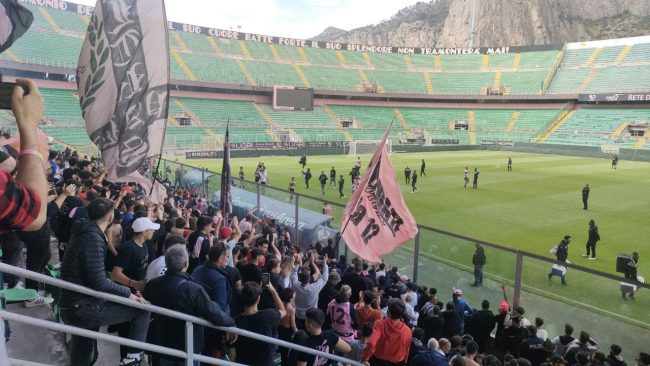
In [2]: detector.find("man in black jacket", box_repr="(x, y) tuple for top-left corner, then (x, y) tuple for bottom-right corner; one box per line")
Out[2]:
(144, 244), (235, 365)
(581, 184), (590, 210)
(472, 243), (487, 287)
(466, 300), (496, 353)
(60, 198), (151, 366)
(584, 219), (600, 260)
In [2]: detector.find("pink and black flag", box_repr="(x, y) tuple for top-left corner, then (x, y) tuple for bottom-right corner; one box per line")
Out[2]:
(77, 0), (169, 202)
(341, 125), (418, 263)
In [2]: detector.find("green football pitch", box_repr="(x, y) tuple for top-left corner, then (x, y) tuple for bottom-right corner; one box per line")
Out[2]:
(175, 150), (649, 279)
(173, 149), (650, 335)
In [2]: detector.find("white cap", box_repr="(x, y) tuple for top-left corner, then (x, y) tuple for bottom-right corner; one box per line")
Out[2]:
(132, 217), (160, 233)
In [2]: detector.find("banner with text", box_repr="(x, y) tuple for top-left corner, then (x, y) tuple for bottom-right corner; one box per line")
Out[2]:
(579, 93), (650, 103)
(20, 0), (562, 56)
(341, 130), (418, 263)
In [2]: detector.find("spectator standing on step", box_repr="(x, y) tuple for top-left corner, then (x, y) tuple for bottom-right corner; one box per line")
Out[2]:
(583, 219), (600, 260)
(472, 242), (486, 287)
(581, 184), (590, 210)
(144, 244), (235, 366)
(61, 198), (150, 366)
(110, 217), (158, 360)
(230, 281), (286, 365)
(362, 298), (412, 366)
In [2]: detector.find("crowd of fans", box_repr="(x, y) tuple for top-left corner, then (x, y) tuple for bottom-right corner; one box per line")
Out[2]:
(1, 80), (649, 366)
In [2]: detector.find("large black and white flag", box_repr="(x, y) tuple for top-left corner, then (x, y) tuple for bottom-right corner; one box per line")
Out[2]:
(77, 0), (169, 202)
(0, 0), (33, 54)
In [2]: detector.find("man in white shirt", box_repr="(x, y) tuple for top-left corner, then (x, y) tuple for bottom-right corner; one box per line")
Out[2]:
(291, 253), (329, 330)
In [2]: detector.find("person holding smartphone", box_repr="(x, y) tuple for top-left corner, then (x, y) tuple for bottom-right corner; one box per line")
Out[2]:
(0, 79), (48, 234)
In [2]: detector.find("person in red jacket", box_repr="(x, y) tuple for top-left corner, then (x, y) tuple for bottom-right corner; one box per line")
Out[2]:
(362, 298), (412, 366)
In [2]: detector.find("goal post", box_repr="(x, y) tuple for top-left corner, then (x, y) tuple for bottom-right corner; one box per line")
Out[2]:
(347, 140), (392, 157)
(600, 145), (620, 155)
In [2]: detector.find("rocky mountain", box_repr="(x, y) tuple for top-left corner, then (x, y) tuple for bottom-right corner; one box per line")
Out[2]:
(313, 0), (650, 47)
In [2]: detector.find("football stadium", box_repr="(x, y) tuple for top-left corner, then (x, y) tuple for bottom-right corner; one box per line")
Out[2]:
(0, 0), (649, 365)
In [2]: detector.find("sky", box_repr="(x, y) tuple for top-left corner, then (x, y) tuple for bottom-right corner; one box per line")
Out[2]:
(72, 0), (422, 39)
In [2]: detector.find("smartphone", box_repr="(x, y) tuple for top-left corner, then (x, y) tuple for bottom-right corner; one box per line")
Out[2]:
(0, 82), (28, 110)
(262, 273), (270, 286)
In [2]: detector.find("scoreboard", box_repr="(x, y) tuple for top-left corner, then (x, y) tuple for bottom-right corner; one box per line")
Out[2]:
(273, 86), (314, 111)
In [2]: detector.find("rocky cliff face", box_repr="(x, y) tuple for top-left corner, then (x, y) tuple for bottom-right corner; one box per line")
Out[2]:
(313, 0), (650, 47)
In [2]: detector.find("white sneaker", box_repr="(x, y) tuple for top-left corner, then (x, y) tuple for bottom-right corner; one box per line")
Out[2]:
(588, 257), (596, 260)
(582, 254), (589, 257)
(24, 295), (54, 308)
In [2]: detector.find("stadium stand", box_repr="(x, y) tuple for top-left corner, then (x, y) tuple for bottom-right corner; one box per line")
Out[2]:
(365, 70), (429, 94)
(548, 41), (650, 93)
(0, 29), (81, 67)
(43, 6), (88, 33)
(25, 86), (647, 150)
(0, 2), (648, 152)
(302, 65), (362, 90)
(40, 89), (85, 127)
(546, 108), (650, 147)
(244, 59), (304, 86)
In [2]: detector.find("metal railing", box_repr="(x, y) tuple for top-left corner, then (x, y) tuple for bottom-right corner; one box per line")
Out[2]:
(0, 263), (364, 366)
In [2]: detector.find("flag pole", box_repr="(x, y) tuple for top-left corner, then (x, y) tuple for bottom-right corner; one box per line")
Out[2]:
(149, 8), (171, 197)
(339, 118), (394, 237)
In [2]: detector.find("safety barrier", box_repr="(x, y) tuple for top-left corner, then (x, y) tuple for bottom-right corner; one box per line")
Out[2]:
(0, 263), (364, 366)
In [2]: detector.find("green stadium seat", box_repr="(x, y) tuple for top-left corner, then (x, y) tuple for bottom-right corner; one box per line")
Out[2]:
(182, 54), (249, 84)
(622, 43), (650, 64)
(245, 42), (276, 61)
(301, 47), (341, 66)
(366, 70), (428, 94)
(518, 51), (559, 69)
(369, 53), (408, 70)
(177, 31), (215, 54)
(489, 54), (516, 70)
(45, 7), (88, 32)
(244, 60), (303, 86)
(409, 54), (436, 69)
(546, 108), (650, 148)
(302, 65), (361, 90)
